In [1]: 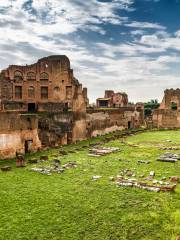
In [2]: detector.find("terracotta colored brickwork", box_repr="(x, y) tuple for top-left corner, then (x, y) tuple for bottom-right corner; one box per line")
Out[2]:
(96, 90), (128, 108)
(0, 55), (88, 112)
(153, 89), (180, 128)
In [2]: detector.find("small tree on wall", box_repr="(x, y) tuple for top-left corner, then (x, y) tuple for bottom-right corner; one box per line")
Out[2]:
(144, 99), (160, 117)
(171, 102), (177, 110)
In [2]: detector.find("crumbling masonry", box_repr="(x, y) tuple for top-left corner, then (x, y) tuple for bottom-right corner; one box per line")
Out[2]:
(153, 89), (180, 128)
(0, 55), (144, 159)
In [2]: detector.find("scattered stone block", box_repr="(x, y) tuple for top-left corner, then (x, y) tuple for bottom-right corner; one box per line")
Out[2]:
(16, 154), (26, 167)
(116, 177), (176, 192)
(62, 162), (77, 169)
(1, 166), (11, 171)
(170, 176), (180, 183)
(138, 160), (151, 164)
(40, 155), (49, 161)
(157, 152), (180, 163)
(109, 176), (115, 181)
(59, 150), (68, 155)
(88, 147), (120, 157)
(92, 175), (102, 180)
(28, 159), (38, 164)
(150, 171), (155, 177)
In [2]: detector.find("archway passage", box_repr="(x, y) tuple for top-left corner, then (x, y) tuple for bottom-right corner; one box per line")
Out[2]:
(28, 103), (36, 112)
(128, 121), (131, 129)
(24, 140), (33, 153)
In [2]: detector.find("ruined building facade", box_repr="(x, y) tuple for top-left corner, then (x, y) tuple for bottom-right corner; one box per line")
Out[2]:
(0, 55), (88, 112)
(153, 89), (180, 128)
(96, 90), (128, 108)
(0, 55), (144, 159)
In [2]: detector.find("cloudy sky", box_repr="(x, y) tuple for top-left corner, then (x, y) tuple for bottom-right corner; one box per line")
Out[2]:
(0, 0), (180, 103)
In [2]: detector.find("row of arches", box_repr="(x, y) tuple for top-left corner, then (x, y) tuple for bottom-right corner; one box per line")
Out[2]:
(14, 71), (49, 81)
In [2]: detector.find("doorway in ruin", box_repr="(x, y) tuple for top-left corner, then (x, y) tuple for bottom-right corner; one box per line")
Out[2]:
(28, 103), (36, 112)
(128, 121), (131, 129)
(24, 140), (33, 153)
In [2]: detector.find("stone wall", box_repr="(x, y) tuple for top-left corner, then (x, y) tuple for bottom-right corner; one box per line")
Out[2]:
(153, 109), (180, 128)
(153, 89), (180, 128)
(0, 113), (41, 159)
(86, 107), (144, 137)
(0, 55), (88, 112)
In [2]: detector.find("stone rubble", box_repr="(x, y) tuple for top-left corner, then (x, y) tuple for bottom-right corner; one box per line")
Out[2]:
(170, 176), (180, 183)
(160, 147), (180, 150)
(30, 161), (77, 175)
(88, 147), (120, 157)
(157, 153), (180, 163)
(92, 175), (102, 180)
(1, 166), (11, 171)
(40, 155), (49, 161)
(62, 162), (77, 169)
(137, 160), (151, 164)
(30, 167), (64, 175)
(116, 176), (176, 192)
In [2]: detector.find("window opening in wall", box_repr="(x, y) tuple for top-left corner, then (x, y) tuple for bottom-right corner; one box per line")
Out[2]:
(25, 140), (33, 153)
(171, 102), (177, 110)
(27, 72), (36, 81)
(40, 72), (49, 81)
(14, 71), (23, 81)
(66, 86), (72, 99)
(28, 86), (35, 98)
(54, 86), (60, 92)
(15, 86), (22, 99)
(41, 87), (48, 99)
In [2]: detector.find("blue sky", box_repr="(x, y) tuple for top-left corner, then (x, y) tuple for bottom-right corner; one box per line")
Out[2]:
(0, 0), (180, 103)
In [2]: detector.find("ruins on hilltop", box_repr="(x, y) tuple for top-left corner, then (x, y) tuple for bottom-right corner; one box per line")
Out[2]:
(0, 55), (144, 159)
(153, 89), (180, 128)
(96, 90), (128, 108)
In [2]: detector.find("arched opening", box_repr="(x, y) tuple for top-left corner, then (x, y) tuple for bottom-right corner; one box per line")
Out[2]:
(171, 102), (177, 110)
(27, 72), (36, 81)
(14, 70), (23, 81)
(40, 72), (49, 81)
(54, 86), (60, 92)
(28, 86), (35, 98)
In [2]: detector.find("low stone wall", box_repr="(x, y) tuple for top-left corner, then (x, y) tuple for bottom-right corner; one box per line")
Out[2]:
(0, 112), (41, 159)
(86, 108), (144, 138)
(0, 129), (41, 159)
(0, 107), (144, 159)
(153, 109), (180, 128)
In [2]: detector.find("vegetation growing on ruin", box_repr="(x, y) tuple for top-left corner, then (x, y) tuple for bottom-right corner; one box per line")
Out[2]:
(144, 99), (160, 116)
(0, 130), (180, 240)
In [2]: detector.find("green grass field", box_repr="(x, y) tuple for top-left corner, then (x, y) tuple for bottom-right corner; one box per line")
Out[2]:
(0, 130), (180, 240)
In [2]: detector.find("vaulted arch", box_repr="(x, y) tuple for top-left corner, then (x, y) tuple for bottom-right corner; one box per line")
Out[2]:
(27, 72), (36, 80)
(40, 72), (49, 81)
(14, 70), (23, 81)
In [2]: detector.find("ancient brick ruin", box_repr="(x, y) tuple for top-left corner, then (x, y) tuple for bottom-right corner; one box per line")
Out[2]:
(96, 90), (128, 108)
(153, 89), (180, 128)
(0, 55), (144, 159)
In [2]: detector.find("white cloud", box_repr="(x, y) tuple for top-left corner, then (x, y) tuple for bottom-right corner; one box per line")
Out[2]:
(125, 21), (166, 30)
(0, 0), (180, 103)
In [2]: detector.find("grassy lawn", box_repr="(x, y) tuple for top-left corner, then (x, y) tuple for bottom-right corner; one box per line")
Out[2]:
(0, 130), (180, 240)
